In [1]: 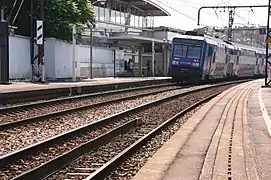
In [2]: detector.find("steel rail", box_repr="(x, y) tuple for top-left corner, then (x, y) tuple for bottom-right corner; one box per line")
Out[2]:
(0, 84), (183, 130)
(1, 80), (249, 180)
(85, 93), (221, 180)
(0, 83), (177, 114)
(0, 79), (172, 105)
(11, 119), (140, 180)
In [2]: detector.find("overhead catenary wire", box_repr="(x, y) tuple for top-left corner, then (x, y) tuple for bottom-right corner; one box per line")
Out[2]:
(172, 0), (227, 21)
(219, 0), (248, 24)
(8, 0), (19, 21)
(156, 0), (198, 22)
(11, 0), (25, 25)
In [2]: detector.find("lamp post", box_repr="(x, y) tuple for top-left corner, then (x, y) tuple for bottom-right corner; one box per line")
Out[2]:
(71, 0), (105, 81)
(89, 0), (106, 79)
(89, 25), (93, 79)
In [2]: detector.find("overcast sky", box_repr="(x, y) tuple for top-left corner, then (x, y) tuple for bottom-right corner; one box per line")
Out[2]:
(152, 0), (268, 30)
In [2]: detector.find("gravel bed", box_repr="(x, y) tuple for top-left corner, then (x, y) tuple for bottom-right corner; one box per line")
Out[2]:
(0, 119), (129, 179)
(42, 85), (232, 180)
(0, 85), (212, 156)
(0, 86), (180, 125)
(108, 105), (203, 180)
(46, 127), (145, 180)
(0, 85), (233, 179)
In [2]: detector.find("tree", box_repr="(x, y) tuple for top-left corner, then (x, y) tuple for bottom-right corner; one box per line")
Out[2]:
(0, 0), (96, 41)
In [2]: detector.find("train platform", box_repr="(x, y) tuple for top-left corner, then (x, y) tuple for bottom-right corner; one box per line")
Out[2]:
(133, 79), (271, 180)
(0, 77), (171, 104)
(0, 77), (170, 93)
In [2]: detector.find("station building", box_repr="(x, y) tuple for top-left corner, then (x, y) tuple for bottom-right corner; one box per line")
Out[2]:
(7, 0), (185, 81)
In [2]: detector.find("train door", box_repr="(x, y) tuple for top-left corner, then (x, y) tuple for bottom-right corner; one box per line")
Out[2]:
(203, 44), (210, 75)
(233, 50), (240, 76)
(229, 49), (235, 76)
(254, 53), (259, 75)
(204, 44), (213, 79)
(223, 47), (228, 77)
(223, 47), (231, 77)
(209, 46), (217, 78)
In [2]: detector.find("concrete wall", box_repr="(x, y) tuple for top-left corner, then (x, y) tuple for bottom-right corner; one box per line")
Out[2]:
(9, 35), (32, 79)
(7, 36), (116, 80)
(44, 38), (116, 80)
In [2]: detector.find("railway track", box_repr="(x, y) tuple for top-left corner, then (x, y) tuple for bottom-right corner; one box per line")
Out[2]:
(0, 79), (171, 106)
(0, 84), (213, 156)
(0, 80), (247, 180)
(0, 83), (179, 127)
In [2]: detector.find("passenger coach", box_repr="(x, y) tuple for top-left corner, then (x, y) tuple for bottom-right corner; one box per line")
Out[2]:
(168, 32), (265, 83)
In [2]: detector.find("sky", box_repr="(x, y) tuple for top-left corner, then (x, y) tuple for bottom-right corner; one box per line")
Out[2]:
(152, 0), (268, 30)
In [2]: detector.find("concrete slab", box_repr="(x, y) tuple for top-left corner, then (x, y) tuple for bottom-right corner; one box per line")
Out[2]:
(246, 84), (271, 180)
(133, 79), (265, 180)
(0, 77), (171, 93)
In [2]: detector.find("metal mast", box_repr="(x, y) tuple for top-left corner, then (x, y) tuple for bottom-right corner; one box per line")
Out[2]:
(265, 0), (271, 86)
(227, 8), (235, 41)
(30, 0), (45, 83)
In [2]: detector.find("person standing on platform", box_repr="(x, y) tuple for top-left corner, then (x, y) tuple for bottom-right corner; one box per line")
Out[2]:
(147, 60), (151, 77)
(127, 58), (134, 76)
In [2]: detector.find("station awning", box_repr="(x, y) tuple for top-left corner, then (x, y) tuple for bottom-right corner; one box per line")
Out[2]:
(123, 0), (170, 16)
(105, 34), (172, 44)
(89, 0), (170, 16)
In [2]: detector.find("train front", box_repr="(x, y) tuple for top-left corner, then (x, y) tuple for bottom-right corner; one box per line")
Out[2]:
(168, 37), (205, 83)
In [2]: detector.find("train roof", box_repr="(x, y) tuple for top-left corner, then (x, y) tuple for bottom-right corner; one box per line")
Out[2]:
(172, 34), (265, 53)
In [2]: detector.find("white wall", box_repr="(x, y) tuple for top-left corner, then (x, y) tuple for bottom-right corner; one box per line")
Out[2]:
(76, 44), (114, 78)
(53, 39), (74, 79)
(44, 38), (56, 79)
(9, 35), (32, 79)
(44, 38), (115, 80)
(7, 35), (116, 80)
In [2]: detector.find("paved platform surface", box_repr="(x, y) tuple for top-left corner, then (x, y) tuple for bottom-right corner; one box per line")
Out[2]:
(133, 79), (271, 180)
(0, 77), (171, 93)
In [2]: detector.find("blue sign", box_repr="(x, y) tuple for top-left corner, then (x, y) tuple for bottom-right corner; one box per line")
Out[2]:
(259, 28), (267, 35)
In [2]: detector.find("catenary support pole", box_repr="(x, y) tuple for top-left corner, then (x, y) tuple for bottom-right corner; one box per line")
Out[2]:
(39, 0), (45, 82)
(90, 27), (93, 79)
(152, 41), (155, 77)
(265, 0), (271, 86)
(72, 25), (76, 81)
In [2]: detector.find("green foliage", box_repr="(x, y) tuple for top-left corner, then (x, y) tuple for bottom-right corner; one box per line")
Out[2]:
(0, 0), (96, 41)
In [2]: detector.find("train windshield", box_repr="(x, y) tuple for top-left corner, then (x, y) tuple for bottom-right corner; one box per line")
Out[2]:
(187, 46), (202, 59)
(173, 44), (187, 58)
(173, 44), (202, 59)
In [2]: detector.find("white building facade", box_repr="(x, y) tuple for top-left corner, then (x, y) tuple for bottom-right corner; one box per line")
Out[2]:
(7, 0), (171, 80)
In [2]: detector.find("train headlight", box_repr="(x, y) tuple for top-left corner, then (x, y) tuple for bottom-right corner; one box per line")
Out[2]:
(172, 60), (176, 64)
